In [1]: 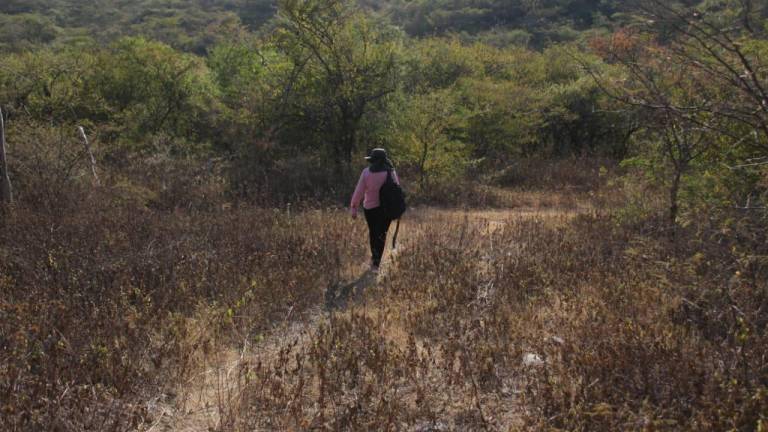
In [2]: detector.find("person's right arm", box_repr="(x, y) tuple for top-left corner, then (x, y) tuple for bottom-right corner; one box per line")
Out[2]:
(349, 170), (366, 217)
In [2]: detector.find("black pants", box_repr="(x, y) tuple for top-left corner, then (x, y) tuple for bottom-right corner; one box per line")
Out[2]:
(364, 206), (392, 267)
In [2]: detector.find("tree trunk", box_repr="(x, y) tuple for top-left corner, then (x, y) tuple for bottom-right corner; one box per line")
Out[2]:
(335, 110), (359, 183)
(419, 140), (428, 191)
(0, 107), (12, 204)
(669, 169), (682, 234)
(334, 131), (351, 183)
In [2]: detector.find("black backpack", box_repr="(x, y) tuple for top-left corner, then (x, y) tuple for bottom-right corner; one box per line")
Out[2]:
(379, 170), (406, 220)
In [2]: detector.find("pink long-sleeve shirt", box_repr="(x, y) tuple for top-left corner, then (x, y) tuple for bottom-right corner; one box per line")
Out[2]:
(350, 168), (401, 210)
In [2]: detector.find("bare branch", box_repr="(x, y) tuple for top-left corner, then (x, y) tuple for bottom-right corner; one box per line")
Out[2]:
(0, 107), (13, 204)
(77, 126), (100, 186)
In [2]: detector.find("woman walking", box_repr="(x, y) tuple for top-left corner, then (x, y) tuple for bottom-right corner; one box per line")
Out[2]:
(350, 148), (401, 273)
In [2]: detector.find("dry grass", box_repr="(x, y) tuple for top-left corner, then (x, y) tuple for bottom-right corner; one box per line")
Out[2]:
(141, 204), (766, 431)
(0, 189), (367, 431)
(2, 158), (767, 431)
(407, 182), (597, 210)
(193, 206), (765, 431)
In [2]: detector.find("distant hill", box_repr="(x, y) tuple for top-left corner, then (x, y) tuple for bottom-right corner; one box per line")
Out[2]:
(0, 0), (718, 53)
(0, 0), (640, 53)
(0, 0), (274, 53)
(375, 0), (629, 48)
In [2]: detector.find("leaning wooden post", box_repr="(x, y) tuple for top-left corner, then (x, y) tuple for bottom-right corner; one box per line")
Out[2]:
(77, 126), (100, 186)
(0, 107), (13, 204)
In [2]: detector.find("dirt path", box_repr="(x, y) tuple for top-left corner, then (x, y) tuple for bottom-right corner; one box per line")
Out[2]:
(142, 206), (583, 431)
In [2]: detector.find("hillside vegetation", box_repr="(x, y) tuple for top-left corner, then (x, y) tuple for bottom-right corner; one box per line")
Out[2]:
(0, 0), (629, 52)
(0, 0), (766, 431)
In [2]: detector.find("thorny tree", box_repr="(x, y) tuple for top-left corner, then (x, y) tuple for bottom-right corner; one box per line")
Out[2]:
(637, 0), (768, 148)
(276, 0), (402, 180)
(588, 0), (768, 228)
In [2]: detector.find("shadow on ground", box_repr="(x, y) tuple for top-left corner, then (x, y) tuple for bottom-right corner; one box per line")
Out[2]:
(325, 270), (377, 310)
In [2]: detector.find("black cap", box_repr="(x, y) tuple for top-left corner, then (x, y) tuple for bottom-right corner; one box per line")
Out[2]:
(365, 148), (388, 161)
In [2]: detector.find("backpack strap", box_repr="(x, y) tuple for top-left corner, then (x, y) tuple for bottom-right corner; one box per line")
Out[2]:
(386, 168), (396, 184)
